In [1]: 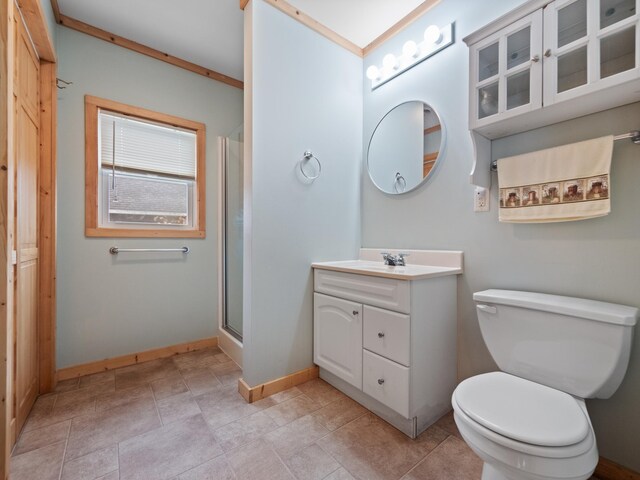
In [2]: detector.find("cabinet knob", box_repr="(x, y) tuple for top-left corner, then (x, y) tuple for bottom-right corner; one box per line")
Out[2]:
(531, 54), (540, 62)
(544, 49), (552, 57)
(352, 310), (359, 316)
(378, 378), (385, 385)
(378, 332), (385, 338)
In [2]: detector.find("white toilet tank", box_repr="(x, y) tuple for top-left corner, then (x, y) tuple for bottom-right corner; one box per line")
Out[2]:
(473, 289), (638, 399)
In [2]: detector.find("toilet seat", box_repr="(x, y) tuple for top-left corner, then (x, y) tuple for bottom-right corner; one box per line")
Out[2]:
(454, 372), (589, 447)
(452, 373), (598, 480)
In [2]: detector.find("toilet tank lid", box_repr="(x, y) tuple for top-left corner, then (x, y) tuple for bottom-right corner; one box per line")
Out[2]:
(473, 289), (638, 326)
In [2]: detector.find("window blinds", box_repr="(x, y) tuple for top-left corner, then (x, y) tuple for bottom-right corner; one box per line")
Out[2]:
(99, 110), (197, 179)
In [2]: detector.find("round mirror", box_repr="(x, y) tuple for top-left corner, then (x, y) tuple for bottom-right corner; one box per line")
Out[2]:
(367, 101), (444, 194)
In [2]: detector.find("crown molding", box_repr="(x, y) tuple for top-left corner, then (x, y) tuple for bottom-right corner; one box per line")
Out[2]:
(57, 14), (243, 89)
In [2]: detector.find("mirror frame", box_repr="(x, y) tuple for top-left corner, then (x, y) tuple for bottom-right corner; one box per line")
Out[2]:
(366, 100), (446, 195)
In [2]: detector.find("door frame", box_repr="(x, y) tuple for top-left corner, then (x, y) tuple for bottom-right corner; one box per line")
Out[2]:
(1, 0), (56, 476)
(216, 136), (243, 367)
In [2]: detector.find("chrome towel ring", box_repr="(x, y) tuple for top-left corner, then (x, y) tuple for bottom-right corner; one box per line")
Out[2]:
(394, 172), (406, 193)
(300, 150), (322, 180)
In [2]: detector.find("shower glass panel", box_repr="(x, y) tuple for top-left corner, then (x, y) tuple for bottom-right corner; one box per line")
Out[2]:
(223, 125), (244, 340)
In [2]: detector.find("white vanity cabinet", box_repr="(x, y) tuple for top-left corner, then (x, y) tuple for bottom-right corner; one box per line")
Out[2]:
(466, 0), (640, 139)
(312, 251), (462, 438)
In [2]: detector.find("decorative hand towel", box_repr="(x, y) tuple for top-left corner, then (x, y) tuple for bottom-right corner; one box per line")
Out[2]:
(497, 135), (613, 223)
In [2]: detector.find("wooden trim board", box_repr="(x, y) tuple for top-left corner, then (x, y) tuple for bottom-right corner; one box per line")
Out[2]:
(16, 0), (56, 61)
(38, 60), (57, 394)
(57, 337), (219, 380)
(241, 0), (442, 60)
(84, 95), (207, 239)
(363, 0), (441, 56)
(240, 0), (361, 56)
(238, 365), (319, 403)
(262, 0), (361, 57)
(58, 14), (243, 90)
(49, 0), (60, 24)
(1, 0), (14, 475)
(595, 457), (640, 480)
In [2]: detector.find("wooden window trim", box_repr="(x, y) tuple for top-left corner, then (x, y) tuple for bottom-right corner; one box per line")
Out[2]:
(84, 95), (206, 238)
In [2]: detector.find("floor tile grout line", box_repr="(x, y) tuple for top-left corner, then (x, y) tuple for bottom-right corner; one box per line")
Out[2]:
(397, 433), (455, 480)
(258, 406), (370, 480)
(116, 443), (120, 479)
(310, 410), (370, 479)
(269, 441), (299, 479)
(57, 419), (72, 480)
(306, 440), (344, 480)
(313, 410), (452, 480)
(148, 379), (164, 427)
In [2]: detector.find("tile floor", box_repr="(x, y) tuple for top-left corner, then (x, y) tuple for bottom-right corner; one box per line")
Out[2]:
(9, 347), (597, 480)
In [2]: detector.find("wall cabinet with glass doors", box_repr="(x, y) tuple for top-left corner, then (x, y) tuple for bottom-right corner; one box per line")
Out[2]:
(465, 0), (640, 187)
(467, 0), (639, 139)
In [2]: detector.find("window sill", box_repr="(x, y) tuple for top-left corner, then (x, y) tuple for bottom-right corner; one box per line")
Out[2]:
(85, 227), (205, 238)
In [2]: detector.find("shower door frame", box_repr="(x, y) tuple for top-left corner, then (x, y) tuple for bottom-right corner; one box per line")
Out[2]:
(217, 136), (243, 363)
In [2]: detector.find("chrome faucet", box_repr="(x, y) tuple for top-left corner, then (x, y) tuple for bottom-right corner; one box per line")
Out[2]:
(381, 252), (409, 266)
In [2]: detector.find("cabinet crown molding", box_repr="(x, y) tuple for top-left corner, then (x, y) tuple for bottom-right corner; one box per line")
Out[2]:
(463, 0), (551, 46)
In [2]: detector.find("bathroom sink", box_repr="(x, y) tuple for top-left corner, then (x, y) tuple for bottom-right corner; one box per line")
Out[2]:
(311, 259), (462, 280)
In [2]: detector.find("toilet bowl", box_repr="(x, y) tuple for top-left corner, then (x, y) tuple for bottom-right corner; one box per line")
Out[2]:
(452, 372), (598, 480)
(453, 289), (638, 480)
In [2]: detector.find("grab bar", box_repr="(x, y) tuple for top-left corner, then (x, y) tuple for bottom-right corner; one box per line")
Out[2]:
(109, 246), (190, 254)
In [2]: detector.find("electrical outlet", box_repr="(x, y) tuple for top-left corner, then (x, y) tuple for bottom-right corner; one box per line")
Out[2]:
(474, 186), (489, 212)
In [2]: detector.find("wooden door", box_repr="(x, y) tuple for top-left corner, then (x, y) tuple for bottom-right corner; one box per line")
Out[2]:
(313, 293), (362, 389)
(13, 9), (39, 434)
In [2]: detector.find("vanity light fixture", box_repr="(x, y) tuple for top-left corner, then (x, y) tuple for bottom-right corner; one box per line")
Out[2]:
(383, 53), (399, 71)
(366, 22), (454, 90)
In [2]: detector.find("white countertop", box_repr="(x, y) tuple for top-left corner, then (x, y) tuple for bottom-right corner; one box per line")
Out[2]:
(312, 259), (463, 281)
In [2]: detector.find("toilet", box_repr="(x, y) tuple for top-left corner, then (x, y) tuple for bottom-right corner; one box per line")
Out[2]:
(452, 289), (638, 480)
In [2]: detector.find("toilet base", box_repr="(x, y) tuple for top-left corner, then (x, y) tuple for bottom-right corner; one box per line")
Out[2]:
(480, 460), (594, 480)
(482, 463), (511, 480)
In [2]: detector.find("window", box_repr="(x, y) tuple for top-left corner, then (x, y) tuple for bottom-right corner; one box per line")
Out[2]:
(85, 96), (206, 237)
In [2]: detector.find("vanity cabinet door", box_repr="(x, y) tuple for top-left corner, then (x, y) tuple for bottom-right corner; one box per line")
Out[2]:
(543, 0), (639, 105)
(314, 293), (363, 389)
(469, 9), (543, 129)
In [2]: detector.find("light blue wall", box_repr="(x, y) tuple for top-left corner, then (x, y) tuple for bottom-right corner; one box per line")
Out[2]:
(56, 26), (243, 368)
(243, 0), (362, 386)
(361, 0), (640, 469)
(39, 0), (57, 47)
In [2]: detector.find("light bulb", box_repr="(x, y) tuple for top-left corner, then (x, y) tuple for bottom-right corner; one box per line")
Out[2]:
(402, 40), (418, 58)
(366, 65), (380, 80)
(424, 25), (442, 45)
(383, 53), (398, 71)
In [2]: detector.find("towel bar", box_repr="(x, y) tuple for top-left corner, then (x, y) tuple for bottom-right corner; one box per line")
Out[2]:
(109, 247), (190, 254)
(490, 131), (639, 172)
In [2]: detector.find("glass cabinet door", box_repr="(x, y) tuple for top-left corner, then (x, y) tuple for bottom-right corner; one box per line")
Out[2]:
(598, 0), (637, 79)
(555, 0), (589, 93)
(544, 0), (639, 104)
(471, 10), (543, 127)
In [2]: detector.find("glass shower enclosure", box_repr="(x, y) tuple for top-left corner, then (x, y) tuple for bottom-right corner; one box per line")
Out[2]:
(221, 125), (243, 340)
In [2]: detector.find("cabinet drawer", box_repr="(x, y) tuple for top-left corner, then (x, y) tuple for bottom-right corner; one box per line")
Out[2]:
(363, 350), (409, 418)
(314, 269), (410, 314)
(364, 306), (410, 366)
